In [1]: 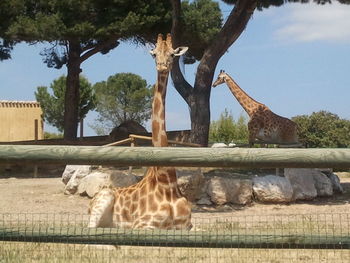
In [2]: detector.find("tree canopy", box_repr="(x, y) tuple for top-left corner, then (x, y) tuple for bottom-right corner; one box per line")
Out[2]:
(292, 111), (350, 148)
(5, 0), (171, 140)
(35, 75), (95, 132)
(91, 73), (152, 135)
(0, 0), (18, 60)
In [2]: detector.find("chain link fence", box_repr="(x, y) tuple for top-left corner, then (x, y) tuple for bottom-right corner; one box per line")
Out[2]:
(1, 212), (350, 262)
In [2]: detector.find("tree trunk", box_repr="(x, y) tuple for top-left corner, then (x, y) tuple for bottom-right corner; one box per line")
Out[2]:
(170, 0), (257, 147)
(64, 41), (81, 141)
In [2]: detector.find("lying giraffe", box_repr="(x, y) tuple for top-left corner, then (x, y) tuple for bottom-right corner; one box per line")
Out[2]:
(212, 70), (299, 146)
(88, 34), (192, 230)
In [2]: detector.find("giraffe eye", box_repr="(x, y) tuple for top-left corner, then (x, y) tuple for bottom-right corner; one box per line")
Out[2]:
(149, 49), (156, 58)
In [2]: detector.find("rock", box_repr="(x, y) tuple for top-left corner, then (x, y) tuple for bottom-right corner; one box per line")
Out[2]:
(63, 165), (92, 195)
(78, 171), (111, 197)
(62, 165), (83, 185)
(315, 168), (333, 175)
(211, 143), (228, 148)
(312, 171), (333, 197)
(252, 175), (294, 203)
(284, 168), (317, 200)
(77, 170), (141, 198)
(207, 176), (252, 205)
(177, 168), (205, 202)
(328, 173), (344, 194)
(109, 170), (140, 188)
(196, 196), (213, 205)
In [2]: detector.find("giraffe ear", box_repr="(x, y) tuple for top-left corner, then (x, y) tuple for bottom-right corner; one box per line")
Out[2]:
(173, 47), (188, 57)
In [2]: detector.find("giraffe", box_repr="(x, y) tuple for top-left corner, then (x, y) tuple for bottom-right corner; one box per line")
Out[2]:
(212, 70), (299, 146)
(88, 34), (192, 230)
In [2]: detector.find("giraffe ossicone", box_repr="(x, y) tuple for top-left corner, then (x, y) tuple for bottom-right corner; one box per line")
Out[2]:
(88, 33), (192, 231)
(213, 70), (299, 146)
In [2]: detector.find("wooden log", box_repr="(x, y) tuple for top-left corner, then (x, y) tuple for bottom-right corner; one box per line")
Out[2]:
(0, 145), (349, 168)
(0, 227), (348, 249)
(103, 138), (132, 147)
(129, 134), (201, 147)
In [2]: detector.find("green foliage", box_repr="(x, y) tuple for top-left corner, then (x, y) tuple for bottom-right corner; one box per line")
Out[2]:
(209, 109), (248, 144)
(0, 0), (21, 60)
(292, 111), (350, 148)
(181, 0), (222, 63)
(35, 75), (95, 132)
(223, 0), (350, 11)
(91, 73), (152, 135)
(6, 0), (172, 68)
(43, 132), (63, 139)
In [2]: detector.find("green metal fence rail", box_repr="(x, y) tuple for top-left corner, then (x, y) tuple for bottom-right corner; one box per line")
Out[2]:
(1, 227), (349, 249)
(0, 145), (349, 168)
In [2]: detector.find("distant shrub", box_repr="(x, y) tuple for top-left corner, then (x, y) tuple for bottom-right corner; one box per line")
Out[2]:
(209, 109), (248, 144)
(44, 132), (63, 139)
(292, 111), (350, 148)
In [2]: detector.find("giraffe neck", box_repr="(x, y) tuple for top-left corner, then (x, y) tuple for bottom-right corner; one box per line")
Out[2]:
(225, 75), (265, 117)
(152, 71), (169, 147)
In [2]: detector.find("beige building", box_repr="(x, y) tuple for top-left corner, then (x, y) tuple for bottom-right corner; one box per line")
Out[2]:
(0, 100), (44, 142)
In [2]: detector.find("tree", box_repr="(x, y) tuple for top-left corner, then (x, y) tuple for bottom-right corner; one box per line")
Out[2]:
(0, 0), (18, 60)
(292, 111), (350, 148)
(170, 0), (350, 146)
(7, 0), (171, 140)
(91, 73), (152, 135)
(209, 109), (248, 144)
(35, 75), (95, 133)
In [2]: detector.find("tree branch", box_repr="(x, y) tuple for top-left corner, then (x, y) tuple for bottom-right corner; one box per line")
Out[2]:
(170, 0), (193, 104)
(193, 0), (257, 92)
(79, 38), (119, 64)
(204, 0), (257, 69)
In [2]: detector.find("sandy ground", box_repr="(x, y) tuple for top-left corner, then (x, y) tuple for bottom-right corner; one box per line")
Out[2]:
(1, 174), (350, 218)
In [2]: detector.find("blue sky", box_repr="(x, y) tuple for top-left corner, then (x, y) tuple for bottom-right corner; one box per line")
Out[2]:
(1, 2), (349, 136)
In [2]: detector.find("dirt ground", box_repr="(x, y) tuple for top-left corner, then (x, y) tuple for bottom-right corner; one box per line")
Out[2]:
(1, 172), (350, 218)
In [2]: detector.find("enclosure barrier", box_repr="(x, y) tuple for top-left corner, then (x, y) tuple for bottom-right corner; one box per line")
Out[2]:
(1, 145), (350, 262)
(1, 226), (349, 249)
(0, 145), (349, 168)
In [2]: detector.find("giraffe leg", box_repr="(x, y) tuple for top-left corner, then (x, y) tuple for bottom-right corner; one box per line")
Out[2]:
(248, 124), (258, 147)
(87, 188), (119, 250)
(88, 188), (115, 228)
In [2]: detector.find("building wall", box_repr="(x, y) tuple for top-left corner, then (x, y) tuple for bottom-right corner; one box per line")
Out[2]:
(0, 101), (44, 142)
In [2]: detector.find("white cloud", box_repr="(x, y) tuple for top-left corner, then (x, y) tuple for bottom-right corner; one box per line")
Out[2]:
(274, 2), (350, 43)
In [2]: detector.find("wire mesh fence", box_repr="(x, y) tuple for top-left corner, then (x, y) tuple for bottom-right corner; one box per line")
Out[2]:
(1, 212), (350, 263)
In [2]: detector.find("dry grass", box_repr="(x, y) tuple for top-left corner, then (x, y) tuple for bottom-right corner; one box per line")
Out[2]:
(1, 242), (350, 263)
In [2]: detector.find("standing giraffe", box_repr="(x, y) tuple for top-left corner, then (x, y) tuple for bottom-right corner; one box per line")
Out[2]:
(88, 34), (192, 230)
(212, 70), (299, 146)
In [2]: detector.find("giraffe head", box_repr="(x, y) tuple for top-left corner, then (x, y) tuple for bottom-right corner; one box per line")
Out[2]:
(212, 70), (229, 87)
(149, 33), (188, 73)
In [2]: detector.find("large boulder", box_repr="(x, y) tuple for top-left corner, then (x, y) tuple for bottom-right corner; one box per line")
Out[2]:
(253, 175), (294, 203)
(328, 173), (344, 194)
(177, 168), (205, 202)
(63, 165), (92, 195)
(77, 171), (111, 197)
(312, 172), (333, 197)
(78, 170), (140, 198)
(284, 168), (317, 200)
(109, 170), (140, 188)
(207, 176), (252, 205)
(211, 143), (228, 148)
